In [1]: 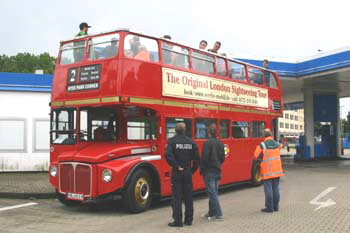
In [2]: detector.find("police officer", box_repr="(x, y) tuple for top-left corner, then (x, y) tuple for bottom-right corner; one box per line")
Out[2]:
(165, 121), (200, 227)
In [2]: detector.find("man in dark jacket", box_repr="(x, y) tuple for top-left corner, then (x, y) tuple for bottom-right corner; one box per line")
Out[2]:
(200, 123), (225, 220)
(165, 122), (200, 227)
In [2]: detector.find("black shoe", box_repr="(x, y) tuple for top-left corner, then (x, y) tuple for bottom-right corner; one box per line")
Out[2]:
(168, 222), (183, 227)
(261, 208), (273, 213)
(274, 208), (279, 212)
(184, 222), (192, 226)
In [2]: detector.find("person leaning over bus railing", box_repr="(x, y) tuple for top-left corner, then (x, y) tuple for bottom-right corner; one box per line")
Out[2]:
(254, 128), (284, 213)
(208, 41), (221, 54)
(200, 123), (225, 221)
(165, 121), (200, 227)
(76, 22), (91, 37)
(199, 40), (208, 50)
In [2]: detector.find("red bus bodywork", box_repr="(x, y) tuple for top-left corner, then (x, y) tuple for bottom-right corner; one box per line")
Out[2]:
(49, 29), (283, 212)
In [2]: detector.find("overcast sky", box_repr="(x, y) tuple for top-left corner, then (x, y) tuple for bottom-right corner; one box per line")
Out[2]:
(2, 0), (350, 59)
(2, 0), (350, 116)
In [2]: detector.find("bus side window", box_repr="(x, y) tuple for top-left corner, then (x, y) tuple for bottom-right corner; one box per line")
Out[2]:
(195, 118), (216, 139)
(251, 121), (265, 138)
(229, 61), (246, 82)
(88, 33), (120, 60)
(248, 67), (264, 85)
(124, 34), (159, 62)
(162, 43), (189, 69)
(232, 122), (249, 138)
(217, 58), (227, 77)
(166, 118), (192, 138)
(220, 120), (229, 138)
(265, 71), (278, 88)
(192, 51), (215, 75)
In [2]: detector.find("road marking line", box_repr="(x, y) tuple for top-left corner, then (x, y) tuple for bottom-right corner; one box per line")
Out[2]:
(310, 187), (336, 211)
(0, 202), (38, 212)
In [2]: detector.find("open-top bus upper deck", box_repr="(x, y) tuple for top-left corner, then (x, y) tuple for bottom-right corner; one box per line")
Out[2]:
(52, 29), (282, 116)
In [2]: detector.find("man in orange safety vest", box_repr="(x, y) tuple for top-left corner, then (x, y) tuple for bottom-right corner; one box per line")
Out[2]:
(254, 128), (284, 213)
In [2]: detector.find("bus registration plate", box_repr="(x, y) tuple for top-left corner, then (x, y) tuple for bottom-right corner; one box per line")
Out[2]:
(66, 193), (84, 200)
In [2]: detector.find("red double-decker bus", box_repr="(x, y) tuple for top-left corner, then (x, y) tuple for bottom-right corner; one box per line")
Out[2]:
(49, 29), (283, 213)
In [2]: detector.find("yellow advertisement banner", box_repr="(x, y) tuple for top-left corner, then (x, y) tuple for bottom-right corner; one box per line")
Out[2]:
(162, 68), (269, 108)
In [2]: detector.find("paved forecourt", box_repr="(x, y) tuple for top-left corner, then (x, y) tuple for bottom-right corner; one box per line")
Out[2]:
(0, 160), (350, 233)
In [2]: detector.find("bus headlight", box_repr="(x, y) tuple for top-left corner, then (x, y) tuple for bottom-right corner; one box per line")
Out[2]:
(102, 169), (112, 182)
(50, 165), (57, 177)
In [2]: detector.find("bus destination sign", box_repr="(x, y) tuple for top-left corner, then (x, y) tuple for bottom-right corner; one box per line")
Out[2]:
(162, 68), (269, 108)
(80, 64), (101, 82)
(66, 64), (101, 92)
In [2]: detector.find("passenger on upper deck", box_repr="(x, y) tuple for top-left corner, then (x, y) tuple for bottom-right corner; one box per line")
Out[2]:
(199, 40), (208, 50)
(163, 35), (172, 40)
(76, 22), (91, 37)
(134, 45), (151, 61)
(263, 59), (269, 69)
(102, 38), (119, 58)
(208, 41), (221, 54)
(263, 59), (271, 86)
(129, 36), (141, 56)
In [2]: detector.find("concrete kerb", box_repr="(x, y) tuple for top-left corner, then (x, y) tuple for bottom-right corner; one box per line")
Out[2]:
(0, 192), (56, 199)
(0, 171), (56, 199)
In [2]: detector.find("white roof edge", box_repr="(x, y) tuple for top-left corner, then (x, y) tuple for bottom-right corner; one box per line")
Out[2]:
(228, 53), (297, 63)
(296, 46), (350, 62)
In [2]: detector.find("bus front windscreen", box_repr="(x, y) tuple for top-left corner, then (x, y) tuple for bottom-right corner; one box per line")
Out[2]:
(51, 108), (77, 144)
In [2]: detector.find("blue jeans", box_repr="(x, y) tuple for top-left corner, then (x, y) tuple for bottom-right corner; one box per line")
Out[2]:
(263, 177), (280, 211)
(203, 173), (222, 217)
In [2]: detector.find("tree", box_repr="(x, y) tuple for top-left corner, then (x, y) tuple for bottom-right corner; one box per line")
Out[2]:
(0, 53), (56, 74)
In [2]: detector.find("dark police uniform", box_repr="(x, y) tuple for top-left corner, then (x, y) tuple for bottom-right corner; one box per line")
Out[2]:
(165, 134), (200, 225)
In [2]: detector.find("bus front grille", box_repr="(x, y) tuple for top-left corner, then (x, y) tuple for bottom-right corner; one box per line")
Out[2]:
(59, 163), (92, 196)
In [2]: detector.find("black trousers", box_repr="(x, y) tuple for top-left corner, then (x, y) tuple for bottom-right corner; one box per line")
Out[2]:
(171, 168), (193, 224)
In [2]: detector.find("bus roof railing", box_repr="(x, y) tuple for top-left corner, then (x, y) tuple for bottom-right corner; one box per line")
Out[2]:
(59, 28), (276, 73)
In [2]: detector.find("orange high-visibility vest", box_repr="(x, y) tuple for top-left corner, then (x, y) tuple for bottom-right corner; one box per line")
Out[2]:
(254, 136), (284, 180)
(134, 50), (151, 61)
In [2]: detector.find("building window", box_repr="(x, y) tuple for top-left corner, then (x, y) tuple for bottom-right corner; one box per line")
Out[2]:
(295, 125), (298, 130)
(300, 125), (303, 130)
(280, 122), (284, 128)
(285, 123), (289, 129)
(295, 116), (298, 121)
(290, 115), (294, 120)
(0, 118), (27, 152)
(291, 124), (294, 129)
(285, 113), (289, 119)
(33, 119), (50, 152)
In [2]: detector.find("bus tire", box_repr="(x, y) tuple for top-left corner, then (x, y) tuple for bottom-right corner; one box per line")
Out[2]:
(56, 191), (80, 207)
(123, 169), (153, 213)
(251, 161), (262, 186)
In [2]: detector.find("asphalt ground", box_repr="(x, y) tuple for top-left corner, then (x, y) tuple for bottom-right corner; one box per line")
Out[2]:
(0, 160), (350, 233)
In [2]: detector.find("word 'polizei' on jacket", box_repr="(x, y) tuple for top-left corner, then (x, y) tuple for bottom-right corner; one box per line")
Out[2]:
(254, 136), (284, 180)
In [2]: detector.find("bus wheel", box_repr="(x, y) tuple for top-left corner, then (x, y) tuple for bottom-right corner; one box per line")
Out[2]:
(123, 169), (152, 213)
(251, 162), (262, 186)
(56, 191), (80, 207)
